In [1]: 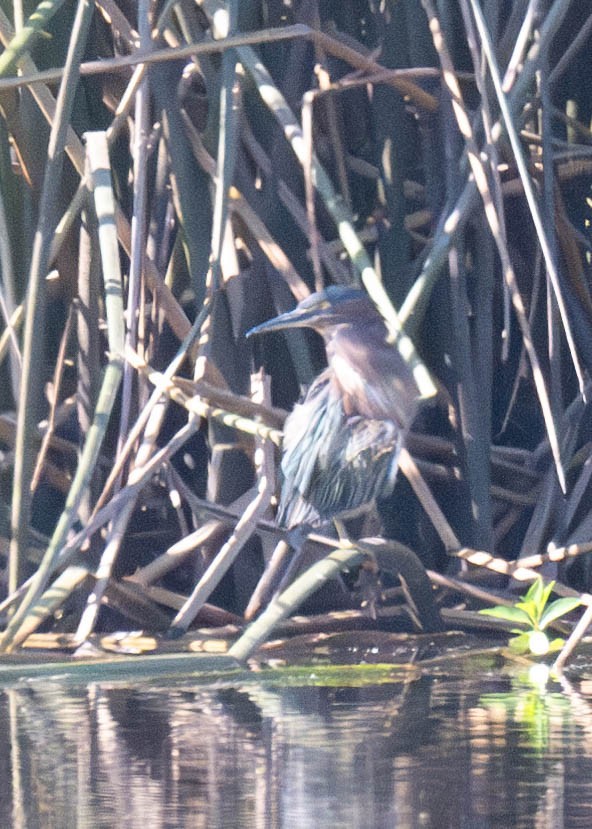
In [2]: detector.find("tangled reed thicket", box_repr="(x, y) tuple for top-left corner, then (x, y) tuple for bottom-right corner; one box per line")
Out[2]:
(0, 0), (590, 659)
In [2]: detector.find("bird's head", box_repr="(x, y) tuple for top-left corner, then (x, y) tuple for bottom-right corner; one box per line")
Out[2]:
(246, 285), (378, 337)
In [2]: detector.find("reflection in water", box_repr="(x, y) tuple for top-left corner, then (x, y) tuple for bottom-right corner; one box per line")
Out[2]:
(1, 669), (592, 828)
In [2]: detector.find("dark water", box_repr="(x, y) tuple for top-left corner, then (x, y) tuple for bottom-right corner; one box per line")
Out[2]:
(1, 663), (592, 828)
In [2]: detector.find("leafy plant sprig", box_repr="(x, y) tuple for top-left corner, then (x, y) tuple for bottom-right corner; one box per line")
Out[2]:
(479, 578), (581, 656)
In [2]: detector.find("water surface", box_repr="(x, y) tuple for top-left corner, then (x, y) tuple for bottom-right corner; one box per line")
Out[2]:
(1, 661), (592, 828)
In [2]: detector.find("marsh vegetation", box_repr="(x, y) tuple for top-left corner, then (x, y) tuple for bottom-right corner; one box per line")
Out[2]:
(0, 1), (589, 670)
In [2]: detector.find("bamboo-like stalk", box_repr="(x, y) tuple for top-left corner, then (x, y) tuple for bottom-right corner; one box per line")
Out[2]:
(170, 372), (275, 633)
(554, 602), (592, 673)
(467, 0), (584, 402)
(129, 488), (257, 587)
(183, 117), (312, 298)
(0, 0), (68, 77)
(422, 0), (566, 493)
(0, 650), (240, 684)
(399, 0), (577, 335)
(0, 419), (202, 648)
(0, 181), (20, 401)
(237, 43), (437, 402)
(30, 303), (76, 493)
(0, 24), (313, 91)
(0, 7), (85, 176)
(93, 307), (209, 513)
(0, 0), (588, 665)
(125, 347), (284, 445)
(116, 0), (152, 478)
(8, 0), (95, 596)
(74, 408), (197, 642)
(207, 1), (240, 292)
(228, 547), (367, 662)
(2, 127), (124, 653)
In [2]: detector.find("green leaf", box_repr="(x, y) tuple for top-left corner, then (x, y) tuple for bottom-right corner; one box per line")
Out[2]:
(539, 579), (556, 609)
(539, 597), (581, 629)
(508, 633), (531, 654)
(480, 605), (532, 625)
(514, 599), (539, 625)
(546, 637), (567, 654)
(524, 577), (546, 606)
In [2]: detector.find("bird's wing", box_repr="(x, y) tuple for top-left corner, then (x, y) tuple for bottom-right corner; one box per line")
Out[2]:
(317, 417), (403, 515)
(278, 373), (341, 527)
(280, 409), (403, 527)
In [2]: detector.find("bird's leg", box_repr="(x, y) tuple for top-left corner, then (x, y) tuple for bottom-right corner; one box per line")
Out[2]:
(245, 526), (310, 618)
(333, 518), (354, 548)
(244, 537), (293, 620)
(353, 557), (382, 620)
(268, 525), (311, 600)
(332, 523), (384, 617)
(345, 536), (384, 620)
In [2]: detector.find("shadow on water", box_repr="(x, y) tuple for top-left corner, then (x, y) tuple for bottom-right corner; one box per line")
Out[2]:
(1, 666), (592, 828)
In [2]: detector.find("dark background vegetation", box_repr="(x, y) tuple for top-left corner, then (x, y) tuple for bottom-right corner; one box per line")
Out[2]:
(0, 0), (590, 651)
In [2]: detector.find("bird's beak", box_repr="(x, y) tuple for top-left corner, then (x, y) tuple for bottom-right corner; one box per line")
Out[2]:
(246, 302), (324, 337)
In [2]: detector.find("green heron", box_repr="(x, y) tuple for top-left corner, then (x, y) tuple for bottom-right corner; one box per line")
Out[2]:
(248, 286), (422, 529)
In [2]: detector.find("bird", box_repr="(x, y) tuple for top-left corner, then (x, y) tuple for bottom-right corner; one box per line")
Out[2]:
(248, 285), (422, 530)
